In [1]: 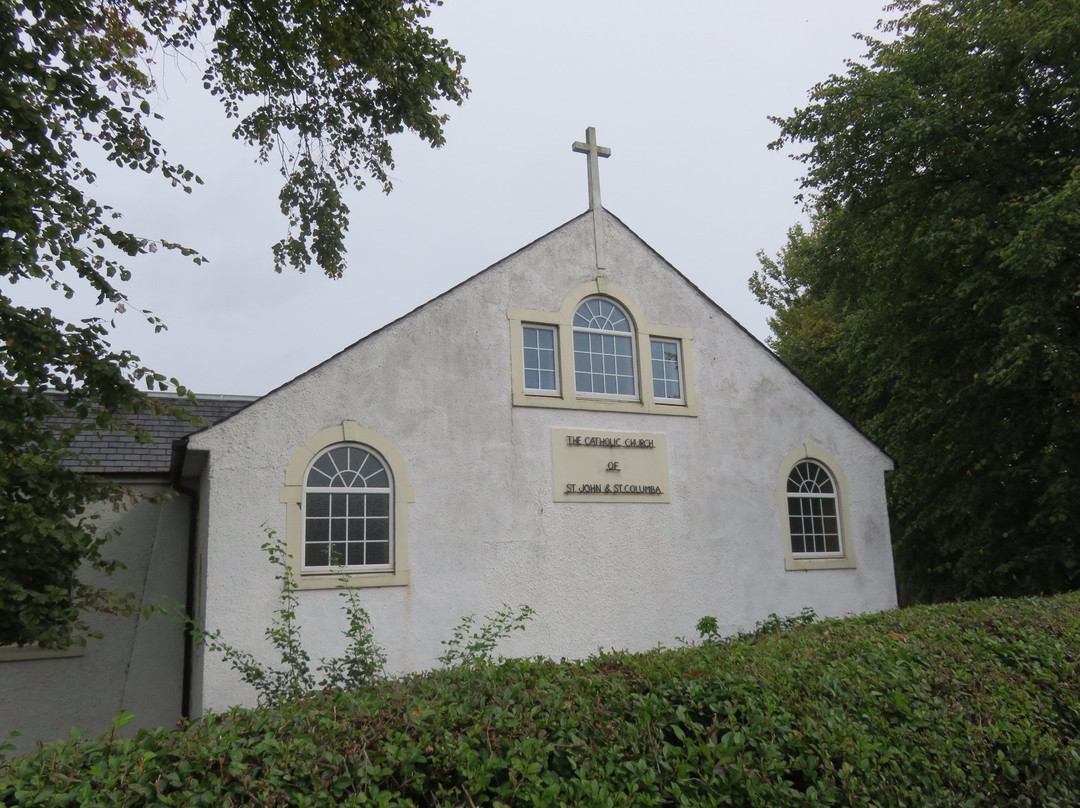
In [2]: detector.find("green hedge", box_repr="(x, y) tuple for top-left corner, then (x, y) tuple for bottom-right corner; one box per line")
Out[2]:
(4, 593), (1080, 806)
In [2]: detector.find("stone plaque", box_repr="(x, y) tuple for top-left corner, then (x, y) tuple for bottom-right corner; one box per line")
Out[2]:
(552, 428), (670, 503)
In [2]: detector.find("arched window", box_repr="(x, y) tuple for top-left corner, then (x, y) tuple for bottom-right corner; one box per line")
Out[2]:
(303, 444), (392, 571)
(786, 460), (842, 556)
(572, 297), (637, 398)
(509, 280), (697, 415)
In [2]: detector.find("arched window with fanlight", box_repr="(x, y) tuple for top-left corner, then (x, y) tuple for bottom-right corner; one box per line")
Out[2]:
(303, 444), (393, 572)
(572, 297), (637, 398)
(786, 460), (843, 557)
(508, 280), (697, 415)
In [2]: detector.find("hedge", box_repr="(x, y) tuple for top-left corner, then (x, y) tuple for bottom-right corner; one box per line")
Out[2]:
(3, 592), (1079, 806)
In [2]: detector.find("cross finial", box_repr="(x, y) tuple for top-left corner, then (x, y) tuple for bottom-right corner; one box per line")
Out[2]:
(572, 126), (611, 270)
(572, 126), (611, 214)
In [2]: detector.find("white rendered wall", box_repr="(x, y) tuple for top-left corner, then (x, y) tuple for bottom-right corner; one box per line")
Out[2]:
(189, 213), (896, 712)
(0, 484), (189, 754)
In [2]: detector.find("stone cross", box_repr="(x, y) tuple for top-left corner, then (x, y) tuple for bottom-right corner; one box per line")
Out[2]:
(572, 126), (611, 270)
(572, 126), (611, 213)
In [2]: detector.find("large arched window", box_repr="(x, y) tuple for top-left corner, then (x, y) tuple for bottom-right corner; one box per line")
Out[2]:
(572, 297), (637, 398)
(303, 444), (392, 571)
(508, 279), (697, 415)
(786, 460), (842, 557)
(280, 421), (412, 589)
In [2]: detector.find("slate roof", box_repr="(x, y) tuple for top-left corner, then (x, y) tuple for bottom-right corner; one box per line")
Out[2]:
(51, 394), (253, 474)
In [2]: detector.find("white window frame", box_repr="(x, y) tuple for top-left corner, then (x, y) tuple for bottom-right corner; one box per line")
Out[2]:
(649, 337), (685, 404)
(775, 446), (856, 571)
(787, 459), (843, 559)
(302, 444), (394, 574)
(280, 422), (413, 590)
(521, 323), (560, 395)
(508, 279), (697, 416)
(571, 296), (639, 401)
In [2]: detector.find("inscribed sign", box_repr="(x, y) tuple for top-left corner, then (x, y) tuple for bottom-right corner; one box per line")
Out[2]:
(551, 428), (670, 504)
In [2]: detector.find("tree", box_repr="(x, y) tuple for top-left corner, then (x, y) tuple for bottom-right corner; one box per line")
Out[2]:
(0, 0), (468, 647)
(752, 0), (1080, 602)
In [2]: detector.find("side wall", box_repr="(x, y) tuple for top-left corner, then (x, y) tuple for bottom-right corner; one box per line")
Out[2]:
(0, 482), (189, 755)
(190, 214), (896, 712)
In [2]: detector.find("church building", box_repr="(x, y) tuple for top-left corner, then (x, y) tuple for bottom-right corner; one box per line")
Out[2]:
(1, 129), (897, 750)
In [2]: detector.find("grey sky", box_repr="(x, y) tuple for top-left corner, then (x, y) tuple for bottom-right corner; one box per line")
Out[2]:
(15, 1), (891, 396)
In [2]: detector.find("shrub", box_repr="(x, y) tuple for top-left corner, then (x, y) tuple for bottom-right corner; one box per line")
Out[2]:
(4, 593), (1080, 806)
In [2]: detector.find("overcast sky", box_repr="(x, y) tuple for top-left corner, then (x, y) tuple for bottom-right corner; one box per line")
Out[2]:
(16, 1), (892, 397)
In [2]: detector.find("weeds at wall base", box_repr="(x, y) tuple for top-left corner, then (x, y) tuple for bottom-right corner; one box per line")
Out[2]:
(179, 526), (533, 706)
